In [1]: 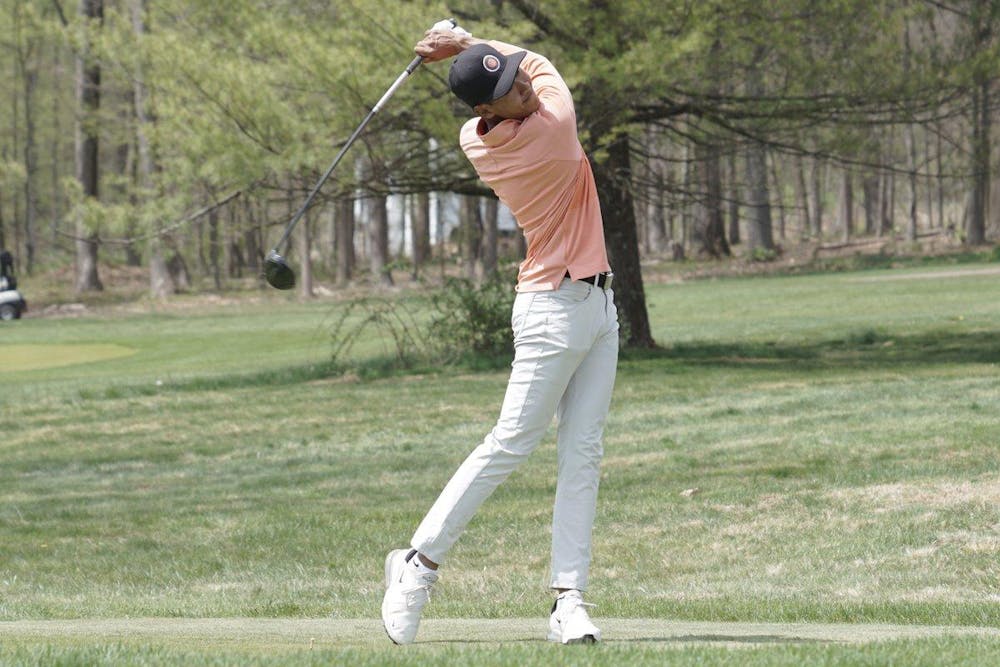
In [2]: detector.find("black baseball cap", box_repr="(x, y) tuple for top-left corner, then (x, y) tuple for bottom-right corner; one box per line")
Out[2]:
(448, 44), (527, 108)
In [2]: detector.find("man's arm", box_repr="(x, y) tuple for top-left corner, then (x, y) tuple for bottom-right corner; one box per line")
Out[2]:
(415, 31), (575, 118)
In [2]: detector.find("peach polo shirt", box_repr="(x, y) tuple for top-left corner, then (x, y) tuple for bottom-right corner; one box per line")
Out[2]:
(458, 42), (611, 292)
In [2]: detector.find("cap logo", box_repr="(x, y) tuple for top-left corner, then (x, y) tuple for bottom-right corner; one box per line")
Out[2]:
(482, 55), (501, 73)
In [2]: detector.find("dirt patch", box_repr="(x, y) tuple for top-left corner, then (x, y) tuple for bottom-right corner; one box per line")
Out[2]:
(827, 476), (1000, 509)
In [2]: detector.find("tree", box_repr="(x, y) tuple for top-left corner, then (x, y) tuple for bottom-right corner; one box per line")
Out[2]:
(410, 190), (430, 281)
(481, 196), (498, 277)
(965, 0), (998, 245)
(129, 0), (172, 298)
(744, 47), (774, 254)
(335, 194), (355, 286)
(73, 0), (103, 293)
(11, 1), (41, 273)
(5, 0), (997, 302)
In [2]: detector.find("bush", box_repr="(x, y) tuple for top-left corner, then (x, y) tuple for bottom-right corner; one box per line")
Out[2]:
(328, 296), (434, 372)
(750, 246), (780, 263)
(328, 269), (518, 375)
(428, 270), (517, 362)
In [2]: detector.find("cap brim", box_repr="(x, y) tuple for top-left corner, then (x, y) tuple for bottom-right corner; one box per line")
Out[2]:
(489, 51), (527, 103)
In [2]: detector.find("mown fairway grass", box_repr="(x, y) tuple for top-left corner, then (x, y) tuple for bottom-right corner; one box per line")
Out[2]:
(1, 263), (999, 665)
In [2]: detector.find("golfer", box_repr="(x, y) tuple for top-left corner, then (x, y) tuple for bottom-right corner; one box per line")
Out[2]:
(381, 27), (619, 645)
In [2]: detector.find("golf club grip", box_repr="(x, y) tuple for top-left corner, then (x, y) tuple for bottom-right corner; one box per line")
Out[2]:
(406, 54), (424, 74)
(271, 59), (423, 255)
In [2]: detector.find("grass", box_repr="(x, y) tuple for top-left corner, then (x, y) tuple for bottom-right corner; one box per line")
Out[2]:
(3, 623), (1000, 666)
(1, 262), (999, 664)
(5, 637), (1000, 667)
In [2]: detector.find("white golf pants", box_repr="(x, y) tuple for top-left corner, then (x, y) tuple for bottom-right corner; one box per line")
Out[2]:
(411, 278), (619, 591)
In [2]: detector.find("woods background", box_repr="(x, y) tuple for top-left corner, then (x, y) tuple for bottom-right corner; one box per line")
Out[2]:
(1, 0), (999, 347)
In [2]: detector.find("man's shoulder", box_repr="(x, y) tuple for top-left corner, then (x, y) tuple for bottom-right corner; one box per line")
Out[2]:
(459, 117), (489, 157)
(459, 117), (480, 140)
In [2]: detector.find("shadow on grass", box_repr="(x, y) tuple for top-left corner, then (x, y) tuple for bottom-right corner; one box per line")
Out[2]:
(622, 327), (1000, 373)
(77, 327), (1000, 400)
(622, 634), (828, 645)
(77, 352), (511, 400)
(419, 634), (827, 646)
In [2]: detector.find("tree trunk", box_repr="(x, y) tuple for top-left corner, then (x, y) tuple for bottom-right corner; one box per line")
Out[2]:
(411, 191), (430, 280)
(745, 142), (774, 252)
(881, 169), (895, 236)
(968, 77), (990, 245)
(18, 42), (38, 274)
(244, 197), (261, 276)
(461, 195), (482, 280)
(795, 155), (812, 241)
(591, 134), (655, 347)
(335, 195), (355, 286)
(51, 41), (64, 246)
(681, 136), (694, 254)
(840, 170), (854, 242)
(481, 196), (498, 277)
(903, 13), (920, 243)
(810, 158), (824, 240)
(209, 207), (221, 290)
(648, 167), (667, 254)
(862, 171), (879, 236)
(168, 251), (191, 291)
(936, 121), (946, 233)
(769, 151), (786, 241)
(297, 210), (313, 297)
(74, 0), (104, 293)
(906, 136), (919, 243)
(727, 150), (741, 246)
(693, 140), (731, 258)
(0, 196), (5, 251)
(370, 192), (393, 287)
(131, 0), (173, 298)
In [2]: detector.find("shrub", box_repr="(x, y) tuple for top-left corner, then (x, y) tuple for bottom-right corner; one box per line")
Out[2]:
(428, 270), (517, 362)
(328, 269), (518, 374)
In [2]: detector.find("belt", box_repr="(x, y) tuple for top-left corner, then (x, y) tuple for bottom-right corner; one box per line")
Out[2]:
(566, 271), (614, 290)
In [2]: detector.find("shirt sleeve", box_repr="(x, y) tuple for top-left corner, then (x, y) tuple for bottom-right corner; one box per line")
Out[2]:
(487, 40), (575, 123)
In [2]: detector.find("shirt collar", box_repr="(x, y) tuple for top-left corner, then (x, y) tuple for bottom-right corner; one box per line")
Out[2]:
(477, 116), (520, 147)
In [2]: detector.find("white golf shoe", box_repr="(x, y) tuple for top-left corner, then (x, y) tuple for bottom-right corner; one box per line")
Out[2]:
(381, 549), (438, 644)
(548, 589), (601, 644)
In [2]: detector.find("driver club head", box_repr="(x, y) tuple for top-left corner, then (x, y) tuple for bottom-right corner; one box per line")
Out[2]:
(264, 251), (296, 290)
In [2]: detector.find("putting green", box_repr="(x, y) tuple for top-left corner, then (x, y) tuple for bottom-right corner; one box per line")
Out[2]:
(0, 343), (136, 372)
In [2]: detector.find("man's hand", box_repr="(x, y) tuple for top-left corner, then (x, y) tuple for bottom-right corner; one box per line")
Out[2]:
(415, 25), (476, 63)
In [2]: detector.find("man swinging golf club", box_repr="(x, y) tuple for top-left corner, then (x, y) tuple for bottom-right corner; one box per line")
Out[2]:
(381, 24), (619, 645)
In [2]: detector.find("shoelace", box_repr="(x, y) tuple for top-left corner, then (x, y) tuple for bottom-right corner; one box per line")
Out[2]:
(403, 573), (436, 608)
(558, 596), (596, 615)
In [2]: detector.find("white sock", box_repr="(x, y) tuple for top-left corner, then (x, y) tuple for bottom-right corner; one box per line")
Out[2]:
(410, 554), (437, 575)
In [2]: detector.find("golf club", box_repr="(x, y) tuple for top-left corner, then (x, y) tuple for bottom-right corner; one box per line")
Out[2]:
(264, 19), (459, 290)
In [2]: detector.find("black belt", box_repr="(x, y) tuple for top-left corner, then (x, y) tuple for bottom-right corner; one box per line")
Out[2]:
(566, 271), (613, 289)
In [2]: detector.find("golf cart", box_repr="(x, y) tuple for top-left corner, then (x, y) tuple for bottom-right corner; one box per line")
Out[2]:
(0, 250), (27, 320)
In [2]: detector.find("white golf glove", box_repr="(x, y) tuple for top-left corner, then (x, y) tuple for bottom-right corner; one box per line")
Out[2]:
(432, 18), (471, 37)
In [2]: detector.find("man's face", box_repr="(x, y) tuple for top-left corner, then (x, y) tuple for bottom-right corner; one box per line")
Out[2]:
(476, 68), (539, 121)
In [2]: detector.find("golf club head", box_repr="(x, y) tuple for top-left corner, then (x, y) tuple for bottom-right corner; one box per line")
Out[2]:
(264, 251), (296, 290)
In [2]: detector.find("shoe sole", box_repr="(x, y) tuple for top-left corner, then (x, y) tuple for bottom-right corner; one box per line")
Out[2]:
(547, 630), (599, 644)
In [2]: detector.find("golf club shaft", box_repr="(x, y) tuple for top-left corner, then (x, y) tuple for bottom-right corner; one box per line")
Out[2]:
(271, 54), (424, 256)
